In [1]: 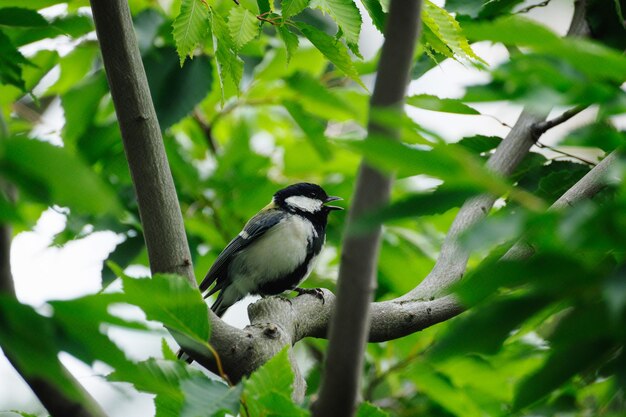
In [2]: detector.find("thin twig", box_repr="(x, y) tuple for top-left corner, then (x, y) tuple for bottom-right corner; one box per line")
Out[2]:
(536, 141), (597, 166)
(516, 0), (551, 14)
(531, 104), (588, 139)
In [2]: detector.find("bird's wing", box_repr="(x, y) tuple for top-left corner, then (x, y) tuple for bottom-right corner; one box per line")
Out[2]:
(199, 209), (286, 295)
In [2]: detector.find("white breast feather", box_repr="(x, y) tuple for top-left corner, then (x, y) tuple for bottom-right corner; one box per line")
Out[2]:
(229, 215), (315, 292)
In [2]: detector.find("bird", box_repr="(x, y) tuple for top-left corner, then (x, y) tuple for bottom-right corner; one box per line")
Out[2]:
(201, 182), (343, 317)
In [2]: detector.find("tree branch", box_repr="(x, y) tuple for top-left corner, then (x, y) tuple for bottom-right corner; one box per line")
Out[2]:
(89, 0), (195, 283)
(313, 1), (424, 415)
(531, 104), (587, 139)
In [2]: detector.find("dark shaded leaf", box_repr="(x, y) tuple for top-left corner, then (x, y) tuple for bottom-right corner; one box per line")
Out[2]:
(144, 47), (212, 130)
(514, 338), (616, 410)
(430, 295), (554, 359)
(0, 7), (48, 27)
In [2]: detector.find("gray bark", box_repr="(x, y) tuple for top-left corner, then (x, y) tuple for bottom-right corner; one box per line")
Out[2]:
(313, 1), (423, 415)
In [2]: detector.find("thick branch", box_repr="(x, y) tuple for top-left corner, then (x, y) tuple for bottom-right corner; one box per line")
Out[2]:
(88, 0), (255, 393)
(89, 0), (194, 283)
(0, 224), (108, 417)
(313, 1), (423, 416)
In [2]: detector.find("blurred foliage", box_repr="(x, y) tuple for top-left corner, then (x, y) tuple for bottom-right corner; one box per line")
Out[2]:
(0, 0), (625, 416)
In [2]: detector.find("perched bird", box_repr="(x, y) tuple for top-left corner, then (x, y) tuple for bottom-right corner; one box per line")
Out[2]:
(201, 182), (343, 317)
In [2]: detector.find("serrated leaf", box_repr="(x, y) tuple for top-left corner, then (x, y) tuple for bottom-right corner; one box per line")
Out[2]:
(228, 7), (259, 50)
(244, 348), (302, 415)
(360, 0), (386, 33)
(278, 25), (299, 62)
(297, 22), (365, 88)
(422, 0), (484, 65)
(181, 377), (242, 417)
(213, 10), (244, 99)
(407, 94), (480, 114)
(172, 0), (211, 65)
(122, 274), (210, 344)
(162, 338), (178, 360)
(310, 0), (362, 46)
(282, 0), (310, 18)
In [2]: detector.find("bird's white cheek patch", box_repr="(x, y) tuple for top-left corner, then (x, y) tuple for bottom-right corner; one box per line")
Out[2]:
(285, 196), (322, 213)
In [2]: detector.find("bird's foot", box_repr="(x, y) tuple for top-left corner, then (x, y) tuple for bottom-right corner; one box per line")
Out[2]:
(294, 287), (325, 304)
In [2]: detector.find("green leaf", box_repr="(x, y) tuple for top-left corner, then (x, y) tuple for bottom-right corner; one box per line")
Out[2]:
(162, 338), (178, 361)
(339, 135), (514, 198)
(245, 347), (293, 398)
(0, 7), (48, 27)
(228, 6), (259, 50)
(244, 347), (307, 416)
(297, 22), (365, 88)
(422, 0), (484, 64)
(310, 0), (362, 46)
(410, 362), (485, 417)
(144, 46), (213, 130)
(278, 25), (299, 63)
(213, 10), (244, 99)
(0, 137), (123, 216)
(457, 135), (502, 153)
(407, 94), (480, 114)
(360, 0), (386, 33)
(61, 73), (109, 147)
(430, 295), (554, 360)
(122, 274), (210, 345)
(0, 0), (63, 7)
(514, 338), (616, 410)
(48, 44), (98, 95)
(181, 377), (242, 417)
(356, 402), (389, 417)
(172, 0), (211, 65)
(284, 71), (357, 120)
(284, 100), (331, 160)
(351, 187), (475, 232)
(464, 16), (626, 83)
(0, 29), (29, 90)
(282, 0), (310, 19)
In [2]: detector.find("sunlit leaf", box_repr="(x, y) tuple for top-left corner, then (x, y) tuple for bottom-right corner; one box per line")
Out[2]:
(407, 94), (480, 115)
(172, 0), (211, 65)
(310, 0), (362, 46)
(282, 0), (310, 18)
(297, 22), (365, 88)
(228, 6), (259, 50)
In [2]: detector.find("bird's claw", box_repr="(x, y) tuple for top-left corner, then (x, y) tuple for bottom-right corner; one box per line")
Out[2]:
(294, 287), (325, 304)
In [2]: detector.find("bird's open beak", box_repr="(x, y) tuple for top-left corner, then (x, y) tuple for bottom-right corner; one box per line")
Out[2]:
(324, 196), (343, 210)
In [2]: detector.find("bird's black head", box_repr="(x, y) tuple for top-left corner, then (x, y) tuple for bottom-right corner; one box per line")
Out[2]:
(273, 183), (343, 217)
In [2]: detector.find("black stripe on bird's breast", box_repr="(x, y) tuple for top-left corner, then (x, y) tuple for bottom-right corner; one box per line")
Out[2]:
(256, 231), (325, 296)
